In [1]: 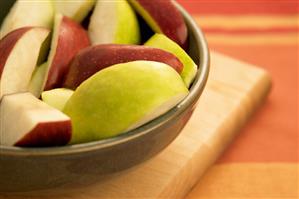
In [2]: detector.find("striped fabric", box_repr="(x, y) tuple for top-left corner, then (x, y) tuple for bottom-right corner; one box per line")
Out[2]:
(177, 0), (299, 198)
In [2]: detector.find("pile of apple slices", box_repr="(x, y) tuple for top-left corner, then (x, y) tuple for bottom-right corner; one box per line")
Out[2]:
(0, 0), (198, 147)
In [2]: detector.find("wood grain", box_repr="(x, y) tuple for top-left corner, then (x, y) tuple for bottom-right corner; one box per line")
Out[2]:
(0, 51), (271, 199)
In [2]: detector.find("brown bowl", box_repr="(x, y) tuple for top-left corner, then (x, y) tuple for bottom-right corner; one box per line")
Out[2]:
(0, 1), (209, 192)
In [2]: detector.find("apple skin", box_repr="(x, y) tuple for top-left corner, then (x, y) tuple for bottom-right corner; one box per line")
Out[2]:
(145, 34), (197, 88)
(0, 92), (71, 147)
(28, 62), (48, 97)
(63, 60), (188, 144)
(129, 0), (188, 48)
(15, 121), (72, 147)
(0, 27), (50, 98)
(44, 14), (90, 90)
(63, 44), (184, 89)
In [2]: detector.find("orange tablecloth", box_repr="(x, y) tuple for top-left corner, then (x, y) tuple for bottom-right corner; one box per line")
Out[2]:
(178, 0), (298, 198)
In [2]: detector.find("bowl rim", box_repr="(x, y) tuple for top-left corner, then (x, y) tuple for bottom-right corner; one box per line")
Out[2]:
(0, 1), (210, 156)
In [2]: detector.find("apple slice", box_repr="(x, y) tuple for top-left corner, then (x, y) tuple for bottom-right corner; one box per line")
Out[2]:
(0, 0), (54, 39)
(28, 62), (48, 97)
(129, 0), (187, 48)
(63, 60), (188, 144)
(42, 88), (74, 111)
(0, 27), (50, 99)
(88, 0), (140, 45)
(145, 34), (198, 88)
(63, 44), (183, 89)
(44, 14), (90, 90)
(53, 0), (95, 23)
(0, 92), (71, 147)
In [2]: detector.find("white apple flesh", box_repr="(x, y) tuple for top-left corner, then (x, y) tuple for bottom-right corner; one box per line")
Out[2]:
(0, 27), (50, 99)
(53, 0), (95, 23)
(88, 0), (140, 45)
(0, 92), (72, 147)
(0, 0), (54, 39)
(63, 61), (188, 144)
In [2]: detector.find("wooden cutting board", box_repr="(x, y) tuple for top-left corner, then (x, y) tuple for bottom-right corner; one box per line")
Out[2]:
(1, 51), (271, 199)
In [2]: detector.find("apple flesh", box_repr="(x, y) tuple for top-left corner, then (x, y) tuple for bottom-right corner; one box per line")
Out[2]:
(44, 14), (90, 90)
(129, 0), (187, 48)
(145, 34), (198, 88)
(88, 0), (140, 45)
(0, 27), (50, 99)
(42, 88), (74, 111)
(0, 0), (54, 39)
(52, 0), (95, 23)
(63, 60), (188, 144)
(0, 92), (71, 147)
(63, 44), (183, 89)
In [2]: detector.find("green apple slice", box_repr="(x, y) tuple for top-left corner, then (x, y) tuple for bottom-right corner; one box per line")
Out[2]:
(88, 0), (140, 45)
(53, 0), (95, 23)
(28, 62), (48, 97)
(63, 60), (188, 144)
(145, 33), (198, 88)
(42, 88), (74, 111)
(0, 0), (54, 39)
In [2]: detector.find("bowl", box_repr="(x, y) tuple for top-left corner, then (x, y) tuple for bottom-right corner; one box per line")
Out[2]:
(0, 1), (209, 192)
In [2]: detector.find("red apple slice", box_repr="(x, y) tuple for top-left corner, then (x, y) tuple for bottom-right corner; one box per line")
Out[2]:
(0, 92), (72, 147)
(129, 0), (188, 48)
(0, 0), (54, 39)
(44, 14), (90, 90)
(63, 44), (184, 89)
(0, 27), (50, 99)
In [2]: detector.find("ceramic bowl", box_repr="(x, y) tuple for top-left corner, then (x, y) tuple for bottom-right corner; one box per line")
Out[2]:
(0, 1), (209, 192)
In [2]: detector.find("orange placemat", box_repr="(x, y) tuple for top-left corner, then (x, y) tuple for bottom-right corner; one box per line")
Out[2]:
(178, 0), (298, 198)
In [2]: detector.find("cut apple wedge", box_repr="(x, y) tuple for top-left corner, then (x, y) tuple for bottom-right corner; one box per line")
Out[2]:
(145, 34), (198, 88)
(53, 0), (95, 23)
(0, 27), (50, 99)
(0, 0), (54, 39)
(129, 0), (188, 48)
(28, 62), (48, 97)
(88, 0), (140, 45)
(44, 14), (90, 90)
(0, 92), (72, 147)
(63, 60), (188, 144)
(42, 88), (74, 111)
(63, 44), (183, 89)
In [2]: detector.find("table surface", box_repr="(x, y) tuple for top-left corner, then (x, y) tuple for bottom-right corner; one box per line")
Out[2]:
(177, 0), (298, 198)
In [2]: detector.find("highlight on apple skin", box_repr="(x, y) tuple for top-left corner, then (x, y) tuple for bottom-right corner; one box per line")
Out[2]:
(129, 0), (188, 48)
(0, 27), (50, 99)
(63, 44), (184, 89)
(0, 0), (54, 39)
(43, 14), (90, 91)
(88, 0), (140, 45)
(63, 60), (188, 144)
(0, 92), (72, 147)
(145, 34), (198, 88)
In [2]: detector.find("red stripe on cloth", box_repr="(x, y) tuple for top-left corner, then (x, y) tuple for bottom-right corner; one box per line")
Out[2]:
(202, 27), (299, 34)
(177, 0), (299, 15)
